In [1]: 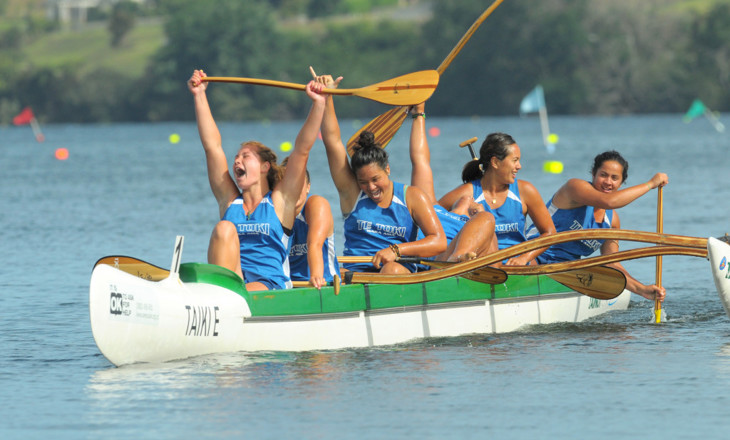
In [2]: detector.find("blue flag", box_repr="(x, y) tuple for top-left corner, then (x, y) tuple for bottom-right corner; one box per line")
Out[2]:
(520, 85), (545, 115)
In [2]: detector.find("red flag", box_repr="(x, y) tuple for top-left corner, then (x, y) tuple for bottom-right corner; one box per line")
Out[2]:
(13, 107), (35, 125)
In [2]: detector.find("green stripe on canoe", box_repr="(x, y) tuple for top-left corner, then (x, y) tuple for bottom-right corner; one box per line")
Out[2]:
(175, 263), (575, 317)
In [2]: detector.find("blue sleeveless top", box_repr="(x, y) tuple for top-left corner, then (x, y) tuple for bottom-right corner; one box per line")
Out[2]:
(289, 196), (341, 283)
(472, 179), (526, 249)
(527, 188), (614, 264)
(343, 181), (418, 272)
(222, 193), (292, 290)
(416, 204), (468, 243)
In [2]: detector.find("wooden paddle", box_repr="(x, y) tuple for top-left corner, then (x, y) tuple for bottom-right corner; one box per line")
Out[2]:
(345, 0), (507, 154)
(342, 244), (706, 289)
(419, 260), (626, 300)
(654, 187), (665, 323)
(339, 256), (625, 300)
(339, 255), (508, 284)
(460, 137), (479, 160)
(95, 256), (170, 281)
(202, 70), (439, 106)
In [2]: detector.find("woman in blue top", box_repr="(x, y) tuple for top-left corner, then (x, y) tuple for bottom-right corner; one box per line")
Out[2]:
(188, 69), (326, 291)
(439, 133), (556, 265)
(408, 101), (498, 262)
(317, 74), (446, 274)
(287, 166), (340, 288)
(528, 150), (668, 302)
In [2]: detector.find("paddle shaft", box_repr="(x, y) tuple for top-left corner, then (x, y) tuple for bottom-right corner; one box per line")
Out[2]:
(346, 0), (506, 152)
(655, 187), (664, 322)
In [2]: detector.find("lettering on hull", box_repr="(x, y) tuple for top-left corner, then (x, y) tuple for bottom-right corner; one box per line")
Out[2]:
(185, 305), (220, 337)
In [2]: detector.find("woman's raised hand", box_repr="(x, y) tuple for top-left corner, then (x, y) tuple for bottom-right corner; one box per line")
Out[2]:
(187, 69), (208, 94)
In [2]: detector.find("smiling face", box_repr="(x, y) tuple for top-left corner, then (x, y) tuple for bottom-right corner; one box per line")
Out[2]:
(592, 160), (625, 193)
(233, 144), (269, 191)
(491, 144), (521, 184)
(355, 163), (392, 205)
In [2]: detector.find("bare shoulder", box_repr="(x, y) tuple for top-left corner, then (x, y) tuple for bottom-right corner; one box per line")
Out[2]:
(305, 194), (334, 217)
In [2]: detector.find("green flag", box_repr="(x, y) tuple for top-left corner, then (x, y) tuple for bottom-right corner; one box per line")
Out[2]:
(683, 99), (707, 122)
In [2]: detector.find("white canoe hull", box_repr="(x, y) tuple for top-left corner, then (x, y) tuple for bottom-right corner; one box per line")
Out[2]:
(708, 236), (730, 317)
(90, 264), (630, 366)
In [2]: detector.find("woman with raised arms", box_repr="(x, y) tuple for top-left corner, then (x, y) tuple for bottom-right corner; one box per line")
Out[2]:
(408, 101), (498, 262)
(438, 132), (556, 265)
(187, 69), (326, 291)
(316, 73), (447, 274)
(525, 150), (668, 301)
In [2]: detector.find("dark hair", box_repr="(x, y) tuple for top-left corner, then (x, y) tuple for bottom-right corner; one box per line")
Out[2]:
(591, 150), (628, 184)
(242, 141), (284, 189)
(461, 132), (517, 183)
(350, 131), (389, 173)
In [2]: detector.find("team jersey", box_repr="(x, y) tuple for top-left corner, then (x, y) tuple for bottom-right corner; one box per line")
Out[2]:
(416, 204), (469, 243)
(472, 179), (526, 249)
(222, 193), (292, 289)
(526, 187), (614, 264)
(289, 196), (341, 283)
(343, 181), (418, 273)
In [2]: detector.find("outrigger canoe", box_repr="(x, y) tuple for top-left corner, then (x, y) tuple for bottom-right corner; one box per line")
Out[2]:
(90, 230), (719, 367)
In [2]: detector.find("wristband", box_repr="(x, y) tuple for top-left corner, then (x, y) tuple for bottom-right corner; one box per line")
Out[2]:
(411, 112), (426, 119)
(389, 243), (401, 258)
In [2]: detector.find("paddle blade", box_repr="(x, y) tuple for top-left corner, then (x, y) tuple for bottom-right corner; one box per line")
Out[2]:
(94, 256), (170, 281)
(462, 267), (508, 284)
(346, 106), (408, 156)
(546, 267), (626, 300)
(346, 70), (439, 106)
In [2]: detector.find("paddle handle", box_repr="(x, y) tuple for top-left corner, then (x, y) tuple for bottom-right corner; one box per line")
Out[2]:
(459, 137), (479, 160)
(654, 186), (664, 323)
(203, 77), (349, 95)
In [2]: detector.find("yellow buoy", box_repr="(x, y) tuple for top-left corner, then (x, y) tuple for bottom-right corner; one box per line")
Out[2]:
(543, 160), (564, 174)
(547, 133), (559, 144)
(169, 133), (181, 144)
(280, 141), (293, 152)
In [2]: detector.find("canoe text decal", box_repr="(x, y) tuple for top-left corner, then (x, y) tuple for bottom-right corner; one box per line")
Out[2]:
(110, 291), (130, 317)
(185, 305), (220, 337)
(108, 285), (159, 325)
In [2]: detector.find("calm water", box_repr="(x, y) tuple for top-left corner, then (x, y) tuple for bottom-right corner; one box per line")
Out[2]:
(2, 114), (730, 439)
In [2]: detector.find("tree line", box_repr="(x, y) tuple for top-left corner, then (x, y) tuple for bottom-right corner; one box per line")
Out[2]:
(1, 0), (728, 123)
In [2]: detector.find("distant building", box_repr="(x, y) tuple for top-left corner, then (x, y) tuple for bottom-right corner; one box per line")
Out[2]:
(45, 0), (145, 24)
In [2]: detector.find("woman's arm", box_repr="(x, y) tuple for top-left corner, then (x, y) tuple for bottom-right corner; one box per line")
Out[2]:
(188, 69), (239, 217)
(557, 174), (668, 210)
(601, 212), (667, 301)
(316, 74), (361, 214)
(505, 180), (556, 265)
(438, 184), (472, 211)
(273, 81), (326, 229)
(408, 102), (437, 204)
(304, 195), (334, 289)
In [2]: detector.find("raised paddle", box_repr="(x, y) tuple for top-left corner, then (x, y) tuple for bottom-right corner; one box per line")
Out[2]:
(346, 0), (507, 154)
(654, 187), (666, 323)
(202, 70), (440, 106)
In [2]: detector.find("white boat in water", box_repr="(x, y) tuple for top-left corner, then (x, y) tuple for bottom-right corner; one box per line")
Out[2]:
(91, 231), (722, 367)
